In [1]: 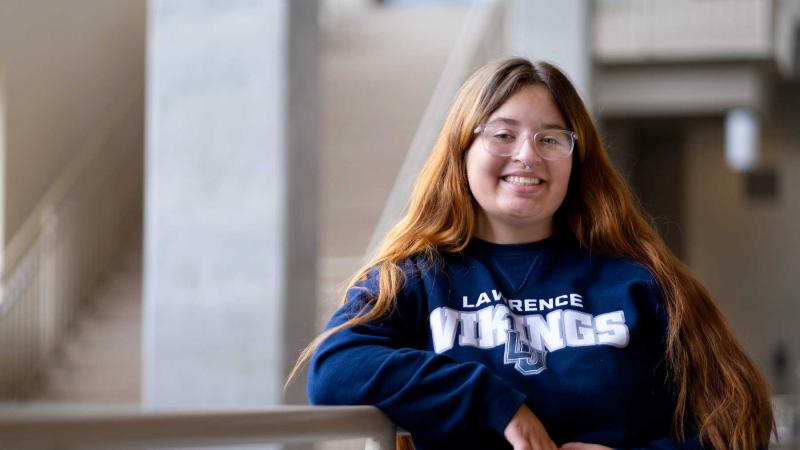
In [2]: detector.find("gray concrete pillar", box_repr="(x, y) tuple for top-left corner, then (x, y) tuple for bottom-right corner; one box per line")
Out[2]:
(505, 0), (592, 109)
(143, 0), (318, 417)
(0, 69), (5, 261)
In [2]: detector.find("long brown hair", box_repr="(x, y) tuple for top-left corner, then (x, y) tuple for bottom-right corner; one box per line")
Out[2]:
(290, 57), (775, 450)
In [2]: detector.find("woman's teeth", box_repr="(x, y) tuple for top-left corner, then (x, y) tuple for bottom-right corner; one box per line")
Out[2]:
(504, 175), (543, 186)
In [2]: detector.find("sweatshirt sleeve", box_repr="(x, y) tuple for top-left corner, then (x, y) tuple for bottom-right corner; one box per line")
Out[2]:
(307, 270), (527, 439)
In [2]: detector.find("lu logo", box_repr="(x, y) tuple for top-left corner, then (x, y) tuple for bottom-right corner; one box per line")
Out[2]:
(504, 329), (548, 375)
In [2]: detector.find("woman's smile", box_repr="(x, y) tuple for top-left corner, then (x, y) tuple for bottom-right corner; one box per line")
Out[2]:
(503, 174), (544, 186)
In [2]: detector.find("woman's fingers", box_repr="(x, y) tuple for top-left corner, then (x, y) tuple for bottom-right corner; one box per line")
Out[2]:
(504, 408), (613, 450)
(504, 405), (559, 450)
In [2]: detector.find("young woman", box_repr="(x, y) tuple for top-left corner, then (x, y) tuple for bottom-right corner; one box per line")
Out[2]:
(292, 58), (775, 450)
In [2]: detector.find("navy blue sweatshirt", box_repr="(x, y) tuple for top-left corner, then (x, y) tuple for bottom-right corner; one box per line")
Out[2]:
(308, 232), (705, 450)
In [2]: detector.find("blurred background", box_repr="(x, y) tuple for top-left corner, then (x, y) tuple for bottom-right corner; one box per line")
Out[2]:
(0, 0), (799, 449)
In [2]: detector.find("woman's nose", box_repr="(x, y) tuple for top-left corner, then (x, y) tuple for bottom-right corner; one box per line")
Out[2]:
(514, 136), (543, 165)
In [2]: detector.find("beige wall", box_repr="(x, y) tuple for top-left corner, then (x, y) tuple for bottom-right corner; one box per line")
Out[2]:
(684, 86), (800, 391)
(0, 0), (146, 246)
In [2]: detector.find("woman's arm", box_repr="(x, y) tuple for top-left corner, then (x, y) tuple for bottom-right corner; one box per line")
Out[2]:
(307, 277), (528, 440)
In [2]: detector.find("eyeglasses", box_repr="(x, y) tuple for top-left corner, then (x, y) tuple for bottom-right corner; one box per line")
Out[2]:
(473, 123), (577, 161)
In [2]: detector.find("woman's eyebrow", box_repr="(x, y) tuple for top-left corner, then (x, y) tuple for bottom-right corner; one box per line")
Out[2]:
(486, 116), (567, 129)
(486, 117), (521, 126)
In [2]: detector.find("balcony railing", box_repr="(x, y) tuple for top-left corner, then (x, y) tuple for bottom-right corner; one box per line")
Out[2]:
(0, 405), (398, 450)
(593, 0), (775, 62)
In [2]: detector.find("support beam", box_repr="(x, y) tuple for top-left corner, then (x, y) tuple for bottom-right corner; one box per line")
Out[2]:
(505, 0), (592, 108)
(144, 0), (318, 425)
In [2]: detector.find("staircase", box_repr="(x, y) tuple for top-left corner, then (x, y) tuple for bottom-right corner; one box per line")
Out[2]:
(33, 229), (142, 403)
(28, 0), (465, 427)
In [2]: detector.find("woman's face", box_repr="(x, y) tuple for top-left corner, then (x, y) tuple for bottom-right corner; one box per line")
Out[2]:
(465, 84), (573, 243)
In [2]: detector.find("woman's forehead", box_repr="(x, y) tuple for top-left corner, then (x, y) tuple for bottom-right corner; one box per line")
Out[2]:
(486, 85), (566, 129)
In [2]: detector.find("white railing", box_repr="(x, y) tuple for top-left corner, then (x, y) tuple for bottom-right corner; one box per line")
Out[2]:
(367, 0), (506, 254)
(0, 87), (144, 399)
(0, 405), (398, 450)
(593, 0), (774, 62)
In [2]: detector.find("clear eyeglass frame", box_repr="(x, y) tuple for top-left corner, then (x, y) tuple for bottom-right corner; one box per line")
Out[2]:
(473, 123), (578, 161)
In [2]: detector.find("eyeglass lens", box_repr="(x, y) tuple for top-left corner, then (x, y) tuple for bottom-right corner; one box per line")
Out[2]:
(481, 126), (573, 160)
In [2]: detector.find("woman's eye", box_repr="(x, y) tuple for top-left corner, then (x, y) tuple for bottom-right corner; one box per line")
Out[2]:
(540, 136), (562, 146)
(491, 132), (515, 142)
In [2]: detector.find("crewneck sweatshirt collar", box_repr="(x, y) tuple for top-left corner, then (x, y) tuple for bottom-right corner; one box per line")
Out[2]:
(467, 231), (564, 256)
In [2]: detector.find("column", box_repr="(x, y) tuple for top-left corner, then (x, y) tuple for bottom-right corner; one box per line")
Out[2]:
(506, 0), (592, 109)
(144, 0), (318, 417)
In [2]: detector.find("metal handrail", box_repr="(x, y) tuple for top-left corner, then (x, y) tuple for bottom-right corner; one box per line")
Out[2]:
(0, 405), (398, 450)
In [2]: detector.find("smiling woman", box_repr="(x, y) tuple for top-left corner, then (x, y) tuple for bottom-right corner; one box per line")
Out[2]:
(291, 58), (775, 450)
(466, 85), (573, 244)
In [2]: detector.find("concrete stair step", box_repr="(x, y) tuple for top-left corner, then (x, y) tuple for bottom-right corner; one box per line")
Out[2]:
(62, 333), (140, 367)
(93, 275), (142, 301)
(38, 381), (139, 403)
(79, 300), (142, 322)
(93, 284), (141, 304)
(70, 318), (141, 342)
(37, 350), (140, 403)
(46, 363), (140, 386)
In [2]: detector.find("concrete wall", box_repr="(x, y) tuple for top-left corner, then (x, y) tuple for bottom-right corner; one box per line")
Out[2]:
(684, 86), (800, 393)
(0, 0), (146, 246)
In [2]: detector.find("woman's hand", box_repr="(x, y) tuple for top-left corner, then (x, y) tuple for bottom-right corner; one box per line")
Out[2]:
(560, 443), (613, 450)
(504, 405), (558, 450)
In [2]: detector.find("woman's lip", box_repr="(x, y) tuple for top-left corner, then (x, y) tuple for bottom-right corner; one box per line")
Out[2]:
(501, 177), (546, 193)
